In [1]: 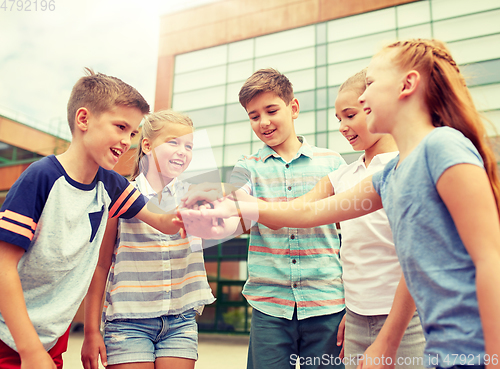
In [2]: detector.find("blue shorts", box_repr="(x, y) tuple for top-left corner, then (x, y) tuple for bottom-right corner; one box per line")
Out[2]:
(103, 310), (198, 365)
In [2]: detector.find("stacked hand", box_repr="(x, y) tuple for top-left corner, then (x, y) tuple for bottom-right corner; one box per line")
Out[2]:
(173, 183), (241, 239)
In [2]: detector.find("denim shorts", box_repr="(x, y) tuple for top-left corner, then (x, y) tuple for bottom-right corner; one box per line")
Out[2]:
(103, 310), (198, 365)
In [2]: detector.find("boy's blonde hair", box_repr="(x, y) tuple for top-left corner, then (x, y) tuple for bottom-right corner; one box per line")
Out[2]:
(338, 68), (367, 96)
(67, 67), (150, 133)
(239, 68), (294, 109)
(131, 110), (194, 180)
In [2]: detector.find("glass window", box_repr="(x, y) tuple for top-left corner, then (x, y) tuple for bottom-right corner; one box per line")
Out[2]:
(316, 66), (327, 88)
(433, 10), (500, 43)
(226, 82), (243, 104)
(303, 134), (315, 145)
(397, 24), (432, 41)
(225, 122), (251, 145)
(396, 0), (430, 27)
(328, 86), (340, 108)
(431, 0), (499, 21)
(252, 140), (264, 153)
(316, 132), (327, 148)
(225, 143), (251, 166)
(327, 7), (396, 42)
(328, 131), (355, 154)
(254, 47), (316, 73)
(226, 103), (248, 123)
(295, 111), (316, 135)
(295, 90), (315, 112)
(173, 65), (227, 93)
(229, 39), (254, 63)
(287, 68), (315, 92)
(211, 147), (222, 168)
(482, 110), (500, 137)
(316, 23), (327, 45)
(328, 58), (371, 87)
(172, 86), (226, 111)
(205, 125), (225, 147)
(469, 83), (500, 111)
(175, 44), (227, 74)
(448, 34), (500, 65)
(228, 60), (254, 83)
(316, 44), (327, 66)
(186, 106), (225, 128)
(328, 107), (340, 131)
(316, 109), (327, 132)
(316, 88), (327, 109)
(328, 31), (396, 64)
(255, 26), (315, 57)
(462, 59), (500, 87)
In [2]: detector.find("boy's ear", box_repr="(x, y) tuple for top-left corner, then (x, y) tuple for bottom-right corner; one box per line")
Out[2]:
(291, 98), (300, 119)
(75, 108), (90, 132)
(399, 70), (420, 100)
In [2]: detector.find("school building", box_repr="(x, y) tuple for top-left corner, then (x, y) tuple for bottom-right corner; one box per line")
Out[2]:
(1, 0), (499, 334)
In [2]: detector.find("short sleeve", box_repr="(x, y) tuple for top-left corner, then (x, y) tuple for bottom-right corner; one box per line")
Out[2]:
(230, 158), (253, 196)
(426, 128), (484, 185)
(0, 159), (55, 250)
(103, 170), (147, 219)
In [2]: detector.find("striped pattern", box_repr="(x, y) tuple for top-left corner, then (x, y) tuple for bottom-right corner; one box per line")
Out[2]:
(231, 137), (345, 320)
(102, 176), (215, 321)
(0, 210), (36, 241)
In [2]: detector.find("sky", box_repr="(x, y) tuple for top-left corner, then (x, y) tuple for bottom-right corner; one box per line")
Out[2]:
(0, 0), (219, 140)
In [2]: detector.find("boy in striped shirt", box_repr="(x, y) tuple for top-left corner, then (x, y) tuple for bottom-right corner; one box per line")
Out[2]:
(233, 68), (346, 369)
(0, 69), (181, 369)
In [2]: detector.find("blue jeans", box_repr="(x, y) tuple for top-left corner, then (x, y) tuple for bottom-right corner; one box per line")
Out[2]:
(103, 310), (198, 365)
(247, 307), (345, 369)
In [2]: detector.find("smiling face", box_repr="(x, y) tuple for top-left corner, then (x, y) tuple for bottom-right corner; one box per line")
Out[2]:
(144, 122), (194, 185)
(246, 91), (299, 151)
(335, 89), (385, 152)
(83, 105), (142, 171)
(359, 51), (404, 135)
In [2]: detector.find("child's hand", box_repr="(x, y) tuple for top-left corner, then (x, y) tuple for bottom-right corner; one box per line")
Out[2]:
(178, 199), (238, 238)
(81, 330), (108, 369)
(336, 314), (345, 359)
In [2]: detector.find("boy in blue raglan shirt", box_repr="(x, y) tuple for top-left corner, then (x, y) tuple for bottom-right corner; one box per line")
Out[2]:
(0, 69), (181, 369)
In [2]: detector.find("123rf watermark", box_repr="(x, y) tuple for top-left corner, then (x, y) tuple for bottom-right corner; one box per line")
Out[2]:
(1, 0), (55, 11)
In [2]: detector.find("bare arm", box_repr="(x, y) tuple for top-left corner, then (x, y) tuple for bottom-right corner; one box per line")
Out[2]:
(81, 217), (119, 369)
(437, 164), (500, 364)
(0, 241), (56, 369)
(134, 206), (180, 235)
(192, 176), (382, 229)
(265, 175), (335, 230)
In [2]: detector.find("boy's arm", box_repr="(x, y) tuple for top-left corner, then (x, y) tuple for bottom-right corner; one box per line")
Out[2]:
(81, 217), (118, 369)
(437, 164), (500, 363)
(357, 275), (416, 369)
(134, 206), (180, 235)
(0, 241), (56, 369)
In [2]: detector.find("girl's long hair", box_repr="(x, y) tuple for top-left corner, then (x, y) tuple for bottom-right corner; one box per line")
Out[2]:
(130, 110), (193, 181)
(384, 38), (500, 213)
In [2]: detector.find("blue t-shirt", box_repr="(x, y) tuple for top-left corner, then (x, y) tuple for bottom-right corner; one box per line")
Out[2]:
(0, 155), (147, 351)
(372, 127), (485, 367)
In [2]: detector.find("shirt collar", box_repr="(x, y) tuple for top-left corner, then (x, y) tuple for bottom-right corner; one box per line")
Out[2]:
(259, 136), (313, 162)
(352, 151), (399, 173)
(135, 173), (179, 199)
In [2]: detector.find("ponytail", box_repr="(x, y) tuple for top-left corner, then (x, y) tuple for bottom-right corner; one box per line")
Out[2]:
(383, 39), (500, 214)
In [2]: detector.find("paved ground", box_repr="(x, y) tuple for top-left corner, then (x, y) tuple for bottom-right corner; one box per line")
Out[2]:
(63, 332), (250, 369)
